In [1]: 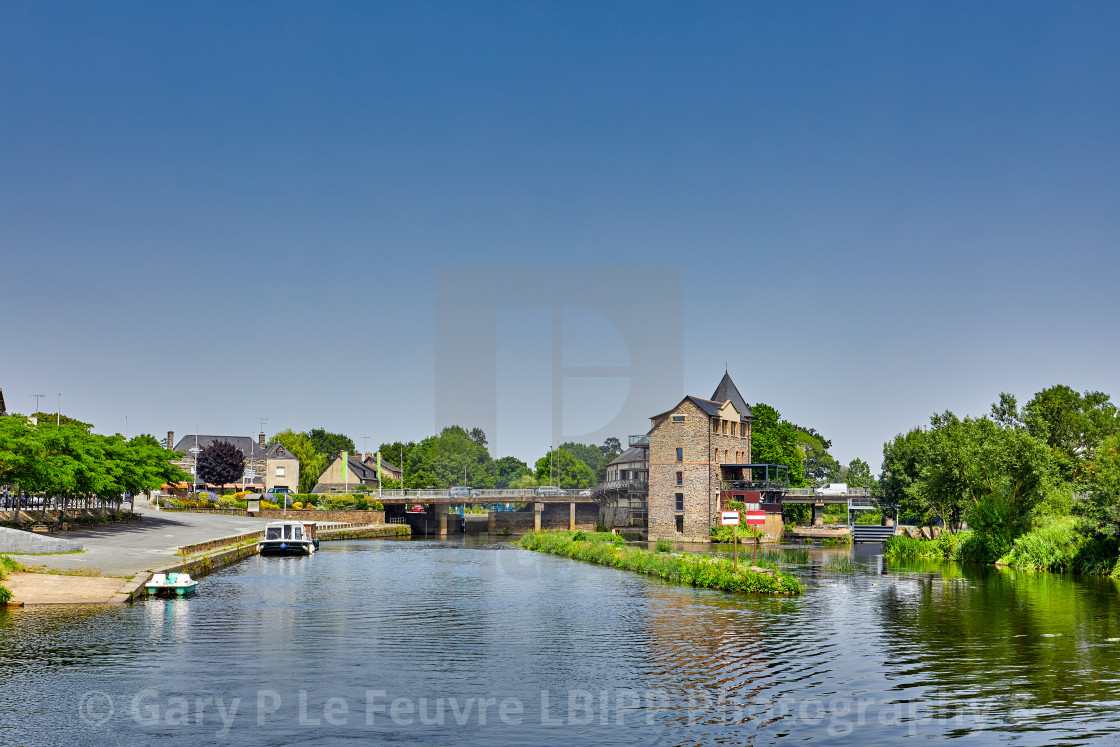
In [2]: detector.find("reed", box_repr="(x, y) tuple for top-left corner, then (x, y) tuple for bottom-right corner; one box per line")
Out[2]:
(519, 531), (803, 595)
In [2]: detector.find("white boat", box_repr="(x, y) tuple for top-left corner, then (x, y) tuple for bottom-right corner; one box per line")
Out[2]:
(145, 572), (199, 596)
(259, 521), (319, 556)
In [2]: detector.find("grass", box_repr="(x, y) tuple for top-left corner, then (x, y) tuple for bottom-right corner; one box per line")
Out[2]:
(0, 555), (25, 580)
(519, 530), (803, 595)
(997, 516), (1119, 575)
(883, 532), (969, 560)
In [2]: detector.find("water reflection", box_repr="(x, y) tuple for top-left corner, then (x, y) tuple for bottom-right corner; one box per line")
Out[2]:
(0, 538), (1117, 745)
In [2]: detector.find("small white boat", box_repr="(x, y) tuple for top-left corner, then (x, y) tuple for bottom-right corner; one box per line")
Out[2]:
(259, 521), (319, 556)
(145, 572), (199, 596)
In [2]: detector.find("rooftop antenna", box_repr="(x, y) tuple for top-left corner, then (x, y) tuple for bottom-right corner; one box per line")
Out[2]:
(257, 417), (269, 433)
(29, 394), (45, 413)
(362, 436), (372, 453)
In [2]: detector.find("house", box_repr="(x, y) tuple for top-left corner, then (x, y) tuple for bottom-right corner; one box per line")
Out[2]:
(646, 372), (755, 542)
(0, 388), (7, 417)
(312, 452), (394, 493)
(168, 431), (299, 493)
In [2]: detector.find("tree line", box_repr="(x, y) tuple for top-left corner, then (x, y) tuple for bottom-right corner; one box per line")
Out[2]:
(877, 385), (1120, 563)
(0, 415), (187, 510)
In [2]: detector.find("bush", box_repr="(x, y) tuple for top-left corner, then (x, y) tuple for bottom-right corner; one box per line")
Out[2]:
(655, 538), (673, 553)
(996, 516), (1118, 574)
(0, 585), (10, 604)
(292, 502), (304, 511)
(261, 500), (279, 510)
(0, 555), (23, 581)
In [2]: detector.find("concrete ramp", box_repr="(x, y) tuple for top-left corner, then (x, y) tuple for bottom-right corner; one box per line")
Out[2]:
(0, 526), (83, 554)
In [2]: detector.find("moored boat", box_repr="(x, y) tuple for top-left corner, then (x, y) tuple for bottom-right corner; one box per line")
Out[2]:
(145, 572), (199, 596)
(259, 521), (319, 556)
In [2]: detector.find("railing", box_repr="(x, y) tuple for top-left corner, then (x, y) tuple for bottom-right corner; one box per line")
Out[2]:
(377, 488), (595, 500)
(720, 481), (789, 492)
(628, 435), (650, 447)
(591, 480), (649, 496)
(784, 487), (873, 497)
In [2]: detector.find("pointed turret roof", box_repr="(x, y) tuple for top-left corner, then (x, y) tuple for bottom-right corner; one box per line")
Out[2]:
(711, 372), (752, 419)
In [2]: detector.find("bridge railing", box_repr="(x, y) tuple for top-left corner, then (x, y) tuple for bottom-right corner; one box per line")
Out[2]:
(784, 487), (874, 497)
(378, 488), (595, 500)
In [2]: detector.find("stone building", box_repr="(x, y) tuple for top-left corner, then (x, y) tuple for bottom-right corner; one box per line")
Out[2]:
(647, 372), (754, 541)
(595, 443), (651, 527)
(169, 431), (299, 493)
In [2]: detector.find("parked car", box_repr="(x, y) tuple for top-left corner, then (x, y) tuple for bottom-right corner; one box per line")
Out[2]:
(814, 483), (848, 496)
(449, 486), (473, 498)
(536, 485), (566, 497)
(578, 489), (593, 496)
(470, 489), (481, 498)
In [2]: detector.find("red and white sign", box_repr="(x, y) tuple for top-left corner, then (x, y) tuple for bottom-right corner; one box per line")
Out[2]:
(745, 510), (766, 526)
(406, 504), (425, 513)
(720, 511), (740, 526)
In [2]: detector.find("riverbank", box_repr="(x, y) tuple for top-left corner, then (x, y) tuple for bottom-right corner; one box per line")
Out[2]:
(519, 530), (803, 595)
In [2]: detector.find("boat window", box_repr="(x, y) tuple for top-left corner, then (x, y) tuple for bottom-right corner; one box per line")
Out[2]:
(284, 525), (292, 539)
(266, 527), (281, 540)
(293, 527), (302, 540)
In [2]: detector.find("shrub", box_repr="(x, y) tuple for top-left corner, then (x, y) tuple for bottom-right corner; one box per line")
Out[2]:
(355, 497), (369, 510)
(996, 516), (1117, 574)
(0, 555), (23, 581)
(326, 495), (359, 511)
(261, 500), (280, 510)
(0, 585), (10, 604)
(292, 502), (304, 511)
(655, 538), (673, 553)
(884, 531), (969, 560)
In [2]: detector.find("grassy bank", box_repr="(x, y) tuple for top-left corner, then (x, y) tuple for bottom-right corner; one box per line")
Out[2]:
(0, 555), (26, 604)
(518, 531), (803, 595)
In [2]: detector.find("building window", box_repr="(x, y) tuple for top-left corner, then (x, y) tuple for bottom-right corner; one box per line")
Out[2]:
(672, 415), (685, 422)
(713, 418), (719, 433)
(275, 466), (285, 477)
(675, 515), (684, 533)
(675, 471), (683, 485)
(676, 447), (683, 462)
(722, 420), (727, 435)
(675, 493), (684, 511)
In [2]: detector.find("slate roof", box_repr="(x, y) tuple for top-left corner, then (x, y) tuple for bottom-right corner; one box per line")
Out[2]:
(343, 455), (380, 482)
(172, 435), (298, 461)
(608, 446), (647, 466)
(0, 388), (6, 416)
(711, 372), (753, 419)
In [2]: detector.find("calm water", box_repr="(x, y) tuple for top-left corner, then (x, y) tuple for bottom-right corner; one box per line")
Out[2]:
(2, 538), (1120, 745)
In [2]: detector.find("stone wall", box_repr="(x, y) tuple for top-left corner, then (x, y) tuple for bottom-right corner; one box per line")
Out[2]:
(255, 509), (385, 524)
(648, 399), (753, 542)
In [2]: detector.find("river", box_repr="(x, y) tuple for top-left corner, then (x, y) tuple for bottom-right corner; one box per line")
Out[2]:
(1, 538), (1119, 745)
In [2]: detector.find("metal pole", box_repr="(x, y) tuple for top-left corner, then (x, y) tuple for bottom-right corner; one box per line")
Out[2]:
(733, 523), (738, 569)
(57, 394), (61, 426)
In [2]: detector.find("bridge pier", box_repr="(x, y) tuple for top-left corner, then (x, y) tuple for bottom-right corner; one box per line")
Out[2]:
(812, 501), (825, 527)
(436, 504), (449, 536)
(534, 502), (543, 532)
(569, 502), (576, 531)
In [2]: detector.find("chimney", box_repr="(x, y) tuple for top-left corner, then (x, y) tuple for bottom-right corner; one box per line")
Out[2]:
(259, 432), (266, 447)
(167, 431), (174, 449)
(365, 452), (373, 463)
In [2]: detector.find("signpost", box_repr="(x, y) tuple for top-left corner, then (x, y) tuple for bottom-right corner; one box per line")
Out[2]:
(744, 503), (765, 564)
(721, 510), (740, 568)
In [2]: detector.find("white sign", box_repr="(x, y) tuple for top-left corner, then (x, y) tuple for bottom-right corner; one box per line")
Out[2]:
(243, 469), (257, 479)
(744, 503), (760, 511)
(720, 511), (740, 526)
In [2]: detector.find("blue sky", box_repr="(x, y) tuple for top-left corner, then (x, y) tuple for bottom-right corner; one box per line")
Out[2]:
(2, 1), (1118, 469)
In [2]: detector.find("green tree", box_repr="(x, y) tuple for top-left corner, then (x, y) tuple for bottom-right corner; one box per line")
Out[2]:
(846, 458), (872, 489)
(1023, 385), (1119, 480)
(494, 456), (530, 488)
(750, 403), (806, 486)
(878, 427), (930, 523)
(1079, 433), (1120, 544)
(509, 473), (538, 489)
(405, 426), (495, 488)
(533, 448), (595, 488)
(308, 428), (357, 459)
(798, 430), (839, 485)
(270, 430), (328, 493)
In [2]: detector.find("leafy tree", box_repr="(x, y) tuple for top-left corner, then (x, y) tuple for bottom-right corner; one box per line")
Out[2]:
(509, 473), (538, 489)
(750, 403), (806, 487)
(559, 442), (608, 480)
(878, 427), (930, 523)
(533, 448), (595, 488)
(308, 428), (357, 459)
(846, 458), (872, 489)
(196, 440), (245, 494)
(1079, 433), (1120, 544)
(30, 412), (87, 428)
(494, 456), (530, 488)
(1022, 386), (1119, 480)
(270, 430), (327, 493)
(797, 430), (839, 485)
(405, 426), (496, 488)
(378, 440), (416, 476)
(600, 437), (622, 456)
(468, 428), (488, 448)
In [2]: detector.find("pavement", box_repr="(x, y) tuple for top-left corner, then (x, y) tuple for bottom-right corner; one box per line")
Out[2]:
(2, 501), (275, 577)
(3, 572), (131, 605)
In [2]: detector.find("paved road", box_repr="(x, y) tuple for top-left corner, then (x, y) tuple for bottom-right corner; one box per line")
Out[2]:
(4, 504), (275, 577)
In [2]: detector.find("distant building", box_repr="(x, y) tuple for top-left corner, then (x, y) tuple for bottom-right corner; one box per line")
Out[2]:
(312, 452), (399, 493)
(168, 431), (299, 493)
(0, 388), (7, 417)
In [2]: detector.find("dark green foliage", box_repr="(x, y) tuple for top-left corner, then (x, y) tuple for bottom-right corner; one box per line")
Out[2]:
(308, 429), (357, 459)
(655, 538), (673, 553)
(196, 440), (244, 492)
(494, 456), (530, 488)
(406, 426), (497, 488)
(750, 403), (806, 486)
(533, 448), (595, 488)
(0, 585), (10, 604)
(520, 531), (802, 594)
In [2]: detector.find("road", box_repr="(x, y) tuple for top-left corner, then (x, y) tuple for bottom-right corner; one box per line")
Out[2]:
(4, 503), (275, 577)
